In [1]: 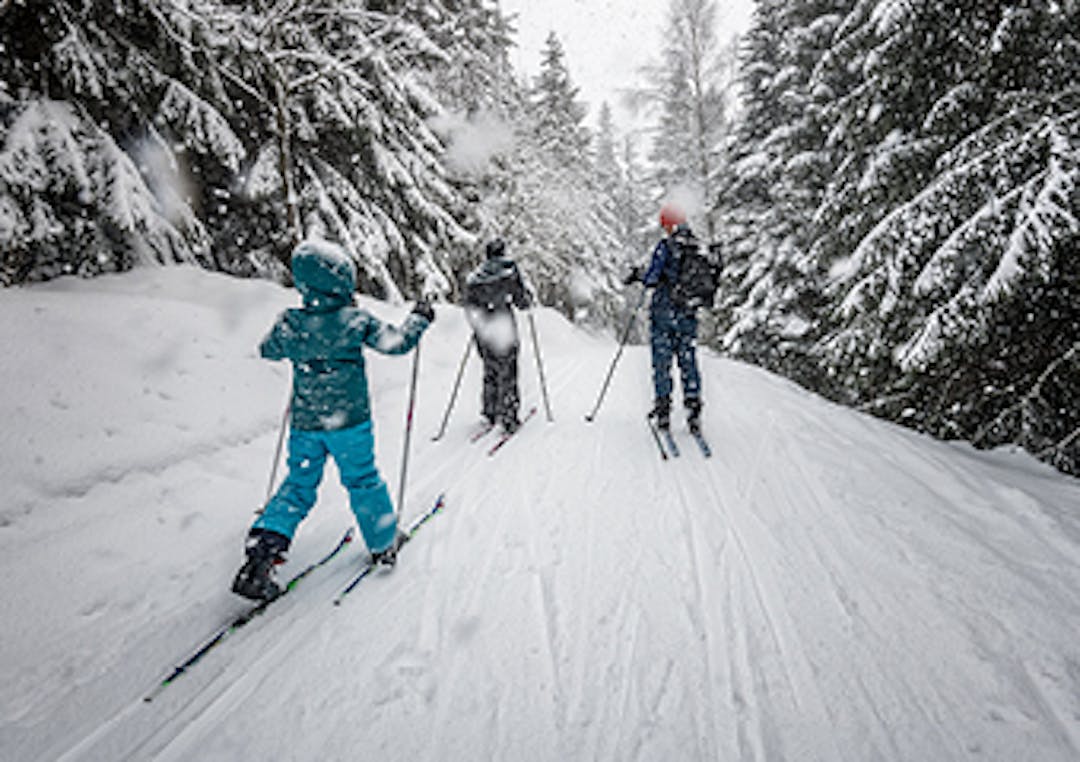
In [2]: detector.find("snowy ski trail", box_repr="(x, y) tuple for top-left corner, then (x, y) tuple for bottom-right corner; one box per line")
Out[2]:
(3, 269), (1079, 761)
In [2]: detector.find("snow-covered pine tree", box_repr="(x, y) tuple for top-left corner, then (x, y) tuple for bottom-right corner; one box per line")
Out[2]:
(715, 0), (852, 381)
(617, 134), (653, 260)
(806, 0), (1080, 474)
(0, 0), (229, 284)
(639, 0), (732, 241)
(498, 32), (625, 328)
(400, 0), (516, 118)
(594, 103), (633, 263)
(592, 102), (653, 334)
(403, 0), (522, 297)
(719, 0), (1079, 474)
(2, 0), (490, 300)
(199, 0), (477, 299)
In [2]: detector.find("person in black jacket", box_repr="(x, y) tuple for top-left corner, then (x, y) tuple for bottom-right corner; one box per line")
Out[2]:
(463, 239), (531, 432)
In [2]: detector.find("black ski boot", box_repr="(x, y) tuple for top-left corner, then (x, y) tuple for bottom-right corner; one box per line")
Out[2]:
(232, 528), (290, 601)
(370, 532), (404, 568)
(649, 396), (671, 430)
(686, 397), (703, 434)
(501, 415), (521, 434)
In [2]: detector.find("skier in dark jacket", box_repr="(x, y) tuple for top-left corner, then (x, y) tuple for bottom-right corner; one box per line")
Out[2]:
(624, 203), (704, 432)
(463, 238), (531, 433)
(232, 238), (435, 601)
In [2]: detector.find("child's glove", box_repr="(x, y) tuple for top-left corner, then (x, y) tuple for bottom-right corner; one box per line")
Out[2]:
(412, 298), (435, 323)
(623, 266), (643, 286)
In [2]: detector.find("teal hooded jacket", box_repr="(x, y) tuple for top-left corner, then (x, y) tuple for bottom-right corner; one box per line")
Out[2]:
(260, 240), (429, 431)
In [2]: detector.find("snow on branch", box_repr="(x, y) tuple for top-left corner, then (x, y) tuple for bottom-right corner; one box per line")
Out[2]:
(894, 281), (981, 371)
(869, 0), (923, 35)
(51, 26), (107, 100)
(972, 343), (1080, 450)
(983, 126), (1078, 304)
(912, 181), (1028, 300)
(243, 141), (280, 200)
(0, 100), (91, 199)
(158, 81), (246, 172)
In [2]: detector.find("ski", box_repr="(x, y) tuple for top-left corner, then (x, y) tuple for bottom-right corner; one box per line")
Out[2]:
(486, 406), (538, 456)
(468, 421), (496, 443)
(144, 528), (355, 703)
(661, 427), (681, 457)
(690, 427), (712, 457)
(333, 493), (446, 605)
(647, 416), (669, 460)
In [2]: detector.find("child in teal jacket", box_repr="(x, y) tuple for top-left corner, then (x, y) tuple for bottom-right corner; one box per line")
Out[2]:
(233, 239), (434, 601)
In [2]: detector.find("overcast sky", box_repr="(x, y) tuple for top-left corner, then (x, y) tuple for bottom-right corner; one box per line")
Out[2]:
(498, 0), (757, 132)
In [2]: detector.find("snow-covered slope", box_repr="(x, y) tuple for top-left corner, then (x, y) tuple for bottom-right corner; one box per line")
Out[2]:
(2, 267), (1079, 761)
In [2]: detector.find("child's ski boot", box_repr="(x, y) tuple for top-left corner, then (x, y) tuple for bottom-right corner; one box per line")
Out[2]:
(232, 529), (290, 601)
(370, 532), (405, 568)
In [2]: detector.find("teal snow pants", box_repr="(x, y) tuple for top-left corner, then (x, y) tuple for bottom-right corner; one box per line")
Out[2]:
(253, 420), (396, 553)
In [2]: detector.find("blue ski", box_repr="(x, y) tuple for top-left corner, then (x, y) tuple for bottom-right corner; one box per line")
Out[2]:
(661, 428), (681, 457)
(690, 427), (712, 457)
(333, 494), (446, 605)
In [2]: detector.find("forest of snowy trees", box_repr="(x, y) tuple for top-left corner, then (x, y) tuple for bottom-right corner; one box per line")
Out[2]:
(719, 0), (1079, 476)
(0, 0), (638, 323)
(1, 0), (1076, 475)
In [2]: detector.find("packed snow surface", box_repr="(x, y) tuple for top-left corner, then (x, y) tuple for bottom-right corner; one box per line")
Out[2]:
(2, 267), (1079, 761)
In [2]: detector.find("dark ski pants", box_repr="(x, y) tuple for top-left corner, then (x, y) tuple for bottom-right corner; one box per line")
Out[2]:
(649, 305), (701, 403)
(475, 337), (520, 426)
(253, 421), (396, 553)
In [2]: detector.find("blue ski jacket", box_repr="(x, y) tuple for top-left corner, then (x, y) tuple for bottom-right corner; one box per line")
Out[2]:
(260, 240), (429, 431)
(642, 225), (697, 313)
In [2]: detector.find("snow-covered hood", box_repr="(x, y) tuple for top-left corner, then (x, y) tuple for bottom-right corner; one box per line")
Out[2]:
(290, 239), (356, 311)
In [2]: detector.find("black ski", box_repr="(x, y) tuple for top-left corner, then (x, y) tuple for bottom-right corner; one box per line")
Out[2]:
(144, 528), (355, 702)
(487, 406), (538, 456)
(333, 494), (446, 605)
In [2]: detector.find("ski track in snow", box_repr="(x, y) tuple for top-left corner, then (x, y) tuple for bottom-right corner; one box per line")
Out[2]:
(2, 269), (1080, 761)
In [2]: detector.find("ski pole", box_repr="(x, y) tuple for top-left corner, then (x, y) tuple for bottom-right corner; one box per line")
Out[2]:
(432, 338), (473, 441)
(584, 288), (647, 422)
(397, 335), (422, 519)
(527, 311), (553, 422)
(261, 398), (292, 511)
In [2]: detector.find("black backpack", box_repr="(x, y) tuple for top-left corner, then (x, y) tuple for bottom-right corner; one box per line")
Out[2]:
(669, 234), (722, 310)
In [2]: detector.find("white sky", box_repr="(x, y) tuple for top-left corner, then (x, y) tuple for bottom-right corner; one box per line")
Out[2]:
(499, 0), (757, 132)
